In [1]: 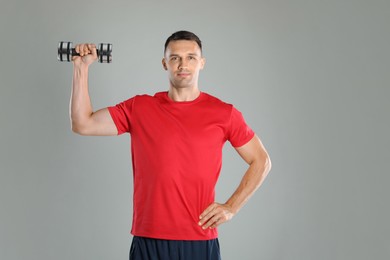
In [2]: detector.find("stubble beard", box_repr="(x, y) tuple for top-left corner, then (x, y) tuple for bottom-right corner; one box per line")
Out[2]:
(170, 76), (196, 90)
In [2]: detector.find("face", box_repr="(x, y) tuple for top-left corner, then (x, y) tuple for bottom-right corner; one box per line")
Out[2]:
(162, 40), (205, 90)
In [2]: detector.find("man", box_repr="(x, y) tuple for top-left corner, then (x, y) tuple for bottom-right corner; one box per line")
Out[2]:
(70, 30), (271, 260)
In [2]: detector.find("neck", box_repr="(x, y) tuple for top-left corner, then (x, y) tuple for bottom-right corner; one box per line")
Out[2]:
(168, 86), (200, 102)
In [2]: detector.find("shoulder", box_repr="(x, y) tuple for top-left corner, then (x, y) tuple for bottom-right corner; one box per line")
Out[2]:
(121, 93), (159, 104)
(201, 92), (233, 111)
(202, 92), (232, 106)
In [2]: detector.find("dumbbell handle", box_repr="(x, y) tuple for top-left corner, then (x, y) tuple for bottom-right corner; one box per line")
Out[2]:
(70, 46), (107, 56)
(71, 48), (98, 56)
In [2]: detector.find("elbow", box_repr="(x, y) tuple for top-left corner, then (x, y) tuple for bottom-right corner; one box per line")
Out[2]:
(264, 151), (272, 170)
(264, 154), (272, 175)
(71, 121), (88, 135)
(256, 152), (272, 178)
(71, 123), (82, 135)
(70, 112), (93, 135)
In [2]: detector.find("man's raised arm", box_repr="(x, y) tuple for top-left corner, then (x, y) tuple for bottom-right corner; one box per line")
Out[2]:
(70, 43), (117, 136)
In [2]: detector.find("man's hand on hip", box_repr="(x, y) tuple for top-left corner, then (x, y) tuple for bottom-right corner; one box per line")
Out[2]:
(198, 202), (234, 229)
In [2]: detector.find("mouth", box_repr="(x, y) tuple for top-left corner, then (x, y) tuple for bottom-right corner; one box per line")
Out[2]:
(177, 71), (191, 77)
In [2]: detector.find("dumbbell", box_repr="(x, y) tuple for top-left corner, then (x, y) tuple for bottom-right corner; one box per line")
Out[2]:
(57, 41), (113, 63)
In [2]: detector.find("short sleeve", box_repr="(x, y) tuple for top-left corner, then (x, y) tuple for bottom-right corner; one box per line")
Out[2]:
(227, 106), (255, 147)
(107, 97), (135, 135)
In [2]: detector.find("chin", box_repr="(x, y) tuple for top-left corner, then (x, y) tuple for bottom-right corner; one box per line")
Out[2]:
(173, 81), (194, 88)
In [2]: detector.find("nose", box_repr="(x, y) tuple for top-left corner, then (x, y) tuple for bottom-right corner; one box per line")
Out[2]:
(178, 58), (188, 70)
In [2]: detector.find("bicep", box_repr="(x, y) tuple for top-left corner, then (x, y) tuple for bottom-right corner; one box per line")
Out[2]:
(235, 135), (270, 166)
(79, 108), (118, 136)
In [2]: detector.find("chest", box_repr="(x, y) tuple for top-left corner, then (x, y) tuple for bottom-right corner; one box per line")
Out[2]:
(132, 103), (229, 148)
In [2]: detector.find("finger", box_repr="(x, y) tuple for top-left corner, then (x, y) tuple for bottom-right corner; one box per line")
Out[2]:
(83, 44), (90, 55)
(89, 44), (97, 57)
(198, 212), (213, 226)
(78, 44), (85, 56)
(199, 206), (224, 227)
(199, 207), (217, 226)
(75, 44), (80, 55)
(199, 203), (217, 220)
(81, 44), (85, 56)
(202, 214), (222, 229)
(210, 216), (227, 228)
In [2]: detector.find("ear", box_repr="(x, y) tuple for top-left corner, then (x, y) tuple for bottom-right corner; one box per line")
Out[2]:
(200, 57), (206, 70)
(162, 58), (168, 70)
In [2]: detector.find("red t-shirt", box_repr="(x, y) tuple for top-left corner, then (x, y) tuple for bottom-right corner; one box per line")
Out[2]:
(108, 91), (254, 240)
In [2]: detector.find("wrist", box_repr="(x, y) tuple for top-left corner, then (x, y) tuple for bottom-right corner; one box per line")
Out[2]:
(73, 64), (89, 80)
(73, 63), (89, 71)
(225, 201), (239, 215)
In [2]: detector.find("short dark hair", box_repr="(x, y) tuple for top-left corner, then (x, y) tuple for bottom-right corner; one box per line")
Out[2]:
(164, 30), (202, 54)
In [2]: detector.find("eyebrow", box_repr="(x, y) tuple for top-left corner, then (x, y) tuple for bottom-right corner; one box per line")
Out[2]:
(169, 53), (200, 57)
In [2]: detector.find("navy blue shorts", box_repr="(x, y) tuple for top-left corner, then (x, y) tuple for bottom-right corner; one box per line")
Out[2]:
(129, 236), (221, 260)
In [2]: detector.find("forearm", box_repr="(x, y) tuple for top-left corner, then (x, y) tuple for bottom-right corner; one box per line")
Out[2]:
(198, 153), (271, 229)
(70, 64), (93, 132)
(225, 156), (271, 215)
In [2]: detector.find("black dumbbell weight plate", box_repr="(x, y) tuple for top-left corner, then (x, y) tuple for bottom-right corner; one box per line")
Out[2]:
(57, 41), (73, 62)
(98, 43), (112, 63)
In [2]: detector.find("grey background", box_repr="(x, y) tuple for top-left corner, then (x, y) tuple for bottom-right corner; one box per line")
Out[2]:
(1, 0), (389, 259)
